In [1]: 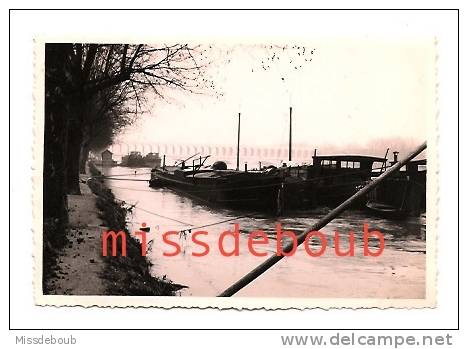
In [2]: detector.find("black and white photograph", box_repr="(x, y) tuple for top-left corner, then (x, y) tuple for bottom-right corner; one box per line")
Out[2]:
(37, 38), (435, 307)
(6, 7), (465, 348)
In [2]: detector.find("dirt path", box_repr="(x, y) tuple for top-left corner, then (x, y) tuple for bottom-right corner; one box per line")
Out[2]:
(46, 177), (108, 295)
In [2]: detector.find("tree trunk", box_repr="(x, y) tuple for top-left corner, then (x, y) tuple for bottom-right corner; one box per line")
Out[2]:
(66, 118), (83, 195)
(79, 141), (90, 174)
(65, 49), (86, 195)
(43, 44), (74, 226)
(43, 107), (69, 222)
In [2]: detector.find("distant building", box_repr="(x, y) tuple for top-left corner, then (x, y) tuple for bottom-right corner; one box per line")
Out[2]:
(101, 150), (117, 166)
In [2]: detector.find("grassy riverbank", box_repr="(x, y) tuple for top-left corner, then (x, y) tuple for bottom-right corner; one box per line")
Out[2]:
(88, 162), (182, 295)
(42, 163), (182, 296)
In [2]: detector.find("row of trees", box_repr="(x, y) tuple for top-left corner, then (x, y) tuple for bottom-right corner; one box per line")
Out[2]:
(44, 43), (209, 226)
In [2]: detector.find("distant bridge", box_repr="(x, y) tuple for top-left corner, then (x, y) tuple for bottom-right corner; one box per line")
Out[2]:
(109, 142), (316, 163)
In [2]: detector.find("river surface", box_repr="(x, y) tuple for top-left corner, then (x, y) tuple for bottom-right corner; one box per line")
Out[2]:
(99, 166), (426, 298)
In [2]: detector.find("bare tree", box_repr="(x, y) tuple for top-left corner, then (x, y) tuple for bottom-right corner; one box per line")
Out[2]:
(44, 43), (211, 225)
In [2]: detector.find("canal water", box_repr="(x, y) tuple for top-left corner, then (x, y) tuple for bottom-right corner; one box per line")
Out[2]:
(99, 166), (426, 298)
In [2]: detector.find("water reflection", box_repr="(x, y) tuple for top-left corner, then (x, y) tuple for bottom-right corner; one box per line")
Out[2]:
(99, 166), (426, 298)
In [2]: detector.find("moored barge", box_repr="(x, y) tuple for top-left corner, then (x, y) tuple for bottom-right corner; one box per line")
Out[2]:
(366, 157), (426, 219)
(150, 159), (284, 212)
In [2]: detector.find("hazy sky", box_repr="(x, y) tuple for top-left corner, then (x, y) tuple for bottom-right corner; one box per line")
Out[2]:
(116, 38), (435, 155)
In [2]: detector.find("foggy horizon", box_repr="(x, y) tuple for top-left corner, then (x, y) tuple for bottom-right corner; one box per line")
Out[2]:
(113, 39), (433, 159)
